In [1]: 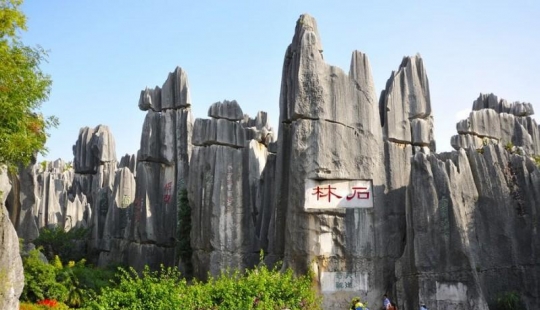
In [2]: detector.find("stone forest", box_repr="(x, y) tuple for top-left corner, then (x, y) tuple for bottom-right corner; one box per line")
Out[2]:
(1, 14), (539, 310)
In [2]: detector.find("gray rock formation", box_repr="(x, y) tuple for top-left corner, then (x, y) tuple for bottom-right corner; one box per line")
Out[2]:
(5, 158), (91, 244)
(0, 168), (23, 310)
(380, 54), (435, 151)
(118, 154), (137, 176)
(396, 144), (540, 309)
(208, 100), (243, 121)
(138, 67), (191, 112)
(98, 167), (135, 265)
(99, 67), (193, 269)
(189, 143), (248, 277)
(189, 103), (275, 278)
(452, 93), (540, 155)
(241, 111), (276, 145)
(375, 51), (439, 309)
(272, 14), (386, 308)
(73, 125), (116, 174)
(473, 93), (535, 116)
(192, 118), (246, 148)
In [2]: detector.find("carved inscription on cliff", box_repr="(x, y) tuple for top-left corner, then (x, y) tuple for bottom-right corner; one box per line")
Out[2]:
(320, 272), (369, 292)
(305, 179), (373, 209)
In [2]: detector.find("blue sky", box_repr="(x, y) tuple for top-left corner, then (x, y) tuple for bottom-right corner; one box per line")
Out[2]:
(20, 0), (540, 161)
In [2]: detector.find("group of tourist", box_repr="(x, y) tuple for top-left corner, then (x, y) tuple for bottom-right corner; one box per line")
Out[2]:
(349, 294), (428, 310)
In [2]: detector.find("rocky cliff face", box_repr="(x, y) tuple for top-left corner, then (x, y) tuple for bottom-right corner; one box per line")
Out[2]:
(396, 104), (540, 309)
(188, 100), (276, 278)
(452, 93), (540, 155)
(98, 67), (194, 269)
(271, 14), (387, 308)
(0, 168), (24, 310)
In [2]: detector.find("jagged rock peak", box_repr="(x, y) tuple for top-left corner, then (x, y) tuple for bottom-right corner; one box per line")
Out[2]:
(280, 14), (379, 133)
(472, 93), (534, 116)
(118, 153), (137, 175)
(380, 54), (434, 150)
(138, 67), (191, 112)
(350, 51), (376, 103)
(452, 94), (540, 155)
(241, 111), (276, 145)
(289, 14), (323, 58)
(208, 100), (244, 121)
(138, 86), (161, 112)
(73, 125), (116, 174)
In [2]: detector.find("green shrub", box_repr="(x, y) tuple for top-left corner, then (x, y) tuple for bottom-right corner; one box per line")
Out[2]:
(34, 226), (89, 262)
(504, 141), (514, 152)
(21, 249), (116, 308)
(204, 262), (320, 309)
(21, 250), (66, 302)
(86, 260), (321, 310)
(496, 291), (522, 310)
(85, 265), (188, 310)
(533, 155), (540, 168)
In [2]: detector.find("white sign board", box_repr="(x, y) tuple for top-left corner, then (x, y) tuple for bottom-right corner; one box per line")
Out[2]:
(320, 272), (369, 292)
(305, 179), (373, 209)
(436, 282), (468, 302)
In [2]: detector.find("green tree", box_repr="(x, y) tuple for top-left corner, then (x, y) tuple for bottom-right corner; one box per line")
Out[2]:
(0, 0), (58, 167)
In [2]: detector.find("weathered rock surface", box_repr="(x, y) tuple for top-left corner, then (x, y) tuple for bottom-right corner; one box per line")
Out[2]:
(378, 58), (435, 304)
(0, 205), (23, 310)
(0, 168), (24, 310)
(453, 93), (540, 155)
(241, 111), (276, 145)
(208, 100), (243, 121)
(101, 167), (135, 250)
(192, 118), (246, 148)
(473, 93), (535, 116)
(272, 14), (387, 308)
(138, 67), (191, 112)
(396, 145), (540, 309)
(73, 125), (116, 173)
(99, 67), (193, 269)
(118, 153), (137, 176)
(380, 55), (435, 151)
(189, 106), (275, 278)
(138, 86), (161, 112)
(189, 144), (249, 277)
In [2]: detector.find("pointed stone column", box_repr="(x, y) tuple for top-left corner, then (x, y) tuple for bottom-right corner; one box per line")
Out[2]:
(273, 14), (386, 308)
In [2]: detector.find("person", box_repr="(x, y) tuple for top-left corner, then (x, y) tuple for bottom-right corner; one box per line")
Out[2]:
(388, 301), (397, 310)
(420, 304), (427, 310)
(351, 297), (365, 310)
(383, 294), (390, 309)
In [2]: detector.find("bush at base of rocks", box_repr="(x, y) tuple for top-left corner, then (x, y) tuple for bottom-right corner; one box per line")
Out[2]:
(86, 261), (321, 310)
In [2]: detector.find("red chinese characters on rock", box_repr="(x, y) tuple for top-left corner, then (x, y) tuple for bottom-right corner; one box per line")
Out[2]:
(312, 185), (342, 202)
(312, 185), (369, 202)
(346, 187), (369, 200)
(163, 182), (172, 203)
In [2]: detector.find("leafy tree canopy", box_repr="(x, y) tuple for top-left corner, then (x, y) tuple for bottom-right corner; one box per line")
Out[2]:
(0, 0), (58, 167)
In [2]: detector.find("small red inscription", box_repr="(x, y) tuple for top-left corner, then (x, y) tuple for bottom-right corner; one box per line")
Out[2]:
(312, 185), (343, 202)
(346, 187), (370, 200)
